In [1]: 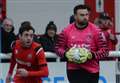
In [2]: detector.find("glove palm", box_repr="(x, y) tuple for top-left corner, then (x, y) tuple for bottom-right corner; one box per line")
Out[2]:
(66, 47), (92, 64)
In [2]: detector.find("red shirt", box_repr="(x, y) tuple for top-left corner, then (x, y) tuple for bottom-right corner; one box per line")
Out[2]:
(8, 40), (49, 83)
(102, 29), (117, 50)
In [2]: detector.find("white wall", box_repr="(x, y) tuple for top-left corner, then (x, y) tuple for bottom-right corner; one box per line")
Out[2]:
(7, 0), (120, 49)
(115, 0), (120, 33)
(115, 0), (120, 50)
(7, 0), (84, 34)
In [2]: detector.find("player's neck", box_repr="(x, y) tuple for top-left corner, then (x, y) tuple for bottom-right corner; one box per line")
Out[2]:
(20, 42), (32, 49)
(75, 22), (88, 29)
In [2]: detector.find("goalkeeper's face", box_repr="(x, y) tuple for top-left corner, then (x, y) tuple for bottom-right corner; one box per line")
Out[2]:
(74, 9), (89, 25)
(19, 30), (34, 48)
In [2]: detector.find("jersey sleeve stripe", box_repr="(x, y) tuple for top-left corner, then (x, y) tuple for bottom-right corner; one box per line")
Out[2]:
(36, 47), (43, 55)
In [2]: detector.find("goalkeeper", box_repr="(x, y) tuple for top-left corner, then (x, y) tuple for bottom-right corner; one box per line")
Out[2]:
(55, 4), (109, 83)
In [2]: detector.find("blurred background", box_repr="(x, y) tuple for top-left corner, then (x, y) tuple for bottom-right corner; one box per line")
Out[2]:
(0, 0), (120, 83)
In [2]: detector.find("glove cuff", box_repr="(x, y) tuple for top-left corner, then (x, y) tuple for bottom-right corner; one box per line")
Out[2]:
(87, 52), (92, 59)
(63, 52), (69, 61)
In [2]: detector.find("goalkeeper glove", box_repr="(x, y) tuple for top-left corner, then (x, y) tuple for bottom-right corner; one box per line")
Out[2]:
(79, 48), (92, 60)
(65, 47), (92, 64)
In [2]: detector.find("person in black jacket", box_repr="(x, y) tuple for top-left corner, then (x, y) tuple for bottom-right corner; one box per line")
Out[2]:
(1, 18), (16, 53)
(69, 15), (75, 24)
(37, 21), (58, 52)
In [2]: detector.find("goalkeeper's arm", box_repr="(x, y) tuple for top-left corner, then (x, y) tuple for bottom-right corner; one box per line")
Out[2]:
(92, 32), (109, 60)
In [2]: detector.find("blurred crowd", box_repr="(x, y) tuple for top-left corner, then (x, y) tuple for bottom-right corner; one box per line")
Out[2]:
(0, 12), (118, 61)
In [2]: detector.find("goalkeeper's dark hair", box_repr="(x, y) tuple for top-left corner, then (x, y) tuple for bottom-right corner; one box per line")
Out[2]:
(74, 4), (91, 15)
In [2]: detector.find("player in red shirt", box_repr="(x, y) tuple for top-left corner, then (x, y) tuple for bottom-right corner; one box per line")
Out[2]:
(94, 12), (118, 60)
(94, 12), (117, 51)
(6, 24), (49, 83)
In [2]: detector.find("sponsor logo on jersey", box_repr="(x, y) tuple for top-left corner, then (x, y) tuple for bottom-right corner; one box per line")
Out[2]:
(15, 49), (18, 54)
(27, 54), (32, 59)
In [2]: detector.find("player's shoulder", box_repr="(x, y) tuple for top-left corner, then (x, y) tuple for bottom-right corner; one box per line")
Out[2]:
(64, 23), (74, 31)
(32, 42), (43, 52)
(11, 40), (20, 49)
(88, 22), (101, 33)
(61, 23), (75, 34)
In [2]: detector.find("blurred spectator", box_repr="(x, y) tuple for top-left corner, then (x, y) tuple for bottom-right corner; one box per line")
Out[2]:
(94, 12), (118, 51)
(37, 21), (58, 52)
(0, 4), (3, 23)
(69, 15), (75, 24)
(21, 21), (31, 27)
(0, 18), (16, 53)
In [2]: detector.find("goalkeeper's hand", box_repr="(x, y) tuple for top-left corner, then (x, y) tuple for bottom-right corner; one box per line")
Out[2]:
(79, 48), (92, 60)
(65, 47), (92, 64)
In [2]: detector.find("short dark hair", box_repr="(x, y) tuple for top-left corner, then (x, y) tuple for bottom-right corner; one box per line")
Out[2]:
(21, 21), (31, 27)
(74, 4), (91, 15)
(19, 25), (35, 35)
(99, 12), (111, 20)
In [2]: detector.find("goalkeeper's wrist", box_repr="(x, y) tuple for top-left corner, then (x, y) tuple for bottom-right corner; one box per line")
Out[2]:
(90, 51), (95, 59)
(63, 52), (68, 61)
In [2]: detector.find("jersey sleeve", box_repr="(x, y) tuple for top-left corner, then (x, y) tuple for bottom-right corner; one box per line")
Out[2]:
(92, 31), (109, 60)
(55, 30), (68, 58)
(8, 42), (16, 75)
(28, 46), (49, 77)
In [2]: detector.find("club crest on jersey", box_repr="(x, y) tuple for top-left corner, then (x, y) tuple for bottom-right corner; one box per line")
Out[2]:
(27, 54), (32, 59)
(15, 49), (18, 54)
(71, 36), (75, 39)
(86, 33), (92, 41)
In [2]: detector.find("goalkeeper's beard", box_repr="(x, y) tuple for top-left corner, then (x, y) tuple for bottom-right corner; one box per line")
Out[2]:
(75, 20), (88, 29)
